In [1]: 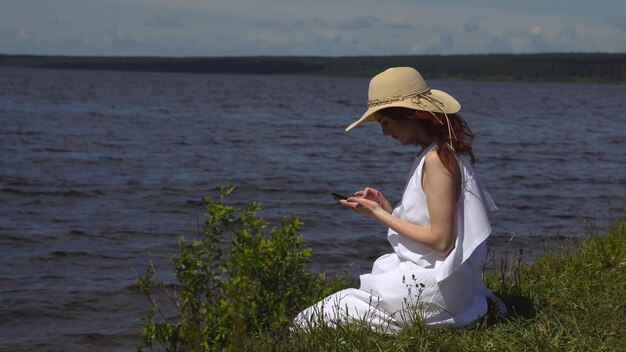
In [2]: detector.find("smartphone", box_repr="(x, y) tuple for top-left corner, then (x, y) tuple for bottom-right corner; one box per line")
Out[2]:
(331, 192), (349, 200)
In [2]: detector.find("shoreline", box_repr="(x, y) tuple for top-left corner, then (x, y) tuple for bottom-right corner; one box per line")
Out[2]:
(1, 53), (625, 83)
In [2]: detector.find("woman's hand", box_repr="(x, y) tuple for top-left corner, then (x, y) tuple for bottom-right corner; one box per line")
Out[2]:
(339, 187), (393, 219)
(353, 187), (394, 214)
(340, 196), (385, 219)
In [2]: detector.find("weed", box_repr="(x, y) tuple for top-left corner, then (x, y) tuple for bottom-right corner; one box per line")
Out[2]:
(136, 187), (348, 351)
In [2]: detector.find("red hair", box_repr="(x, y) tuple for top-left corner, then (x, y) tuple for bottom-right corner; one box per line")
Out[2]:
(378, 107), (476, 174)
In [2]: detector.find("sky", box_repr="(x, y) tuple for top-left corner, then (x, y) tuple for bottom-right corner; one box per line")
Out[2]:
(1, 0), (625, 57)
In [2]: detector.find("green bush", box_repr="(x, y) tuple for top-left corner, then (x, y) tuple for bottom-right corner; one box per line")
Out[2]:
(136, 186), (348, 351)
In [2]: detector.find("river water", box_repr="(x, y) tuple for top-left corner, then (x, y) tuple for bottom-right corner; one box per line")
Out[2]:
(1, 67), (624, 351)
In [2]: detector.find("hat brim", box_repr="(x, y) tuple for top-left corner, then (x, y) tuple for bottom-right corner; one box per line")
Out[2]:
(345, 89), (461, 131)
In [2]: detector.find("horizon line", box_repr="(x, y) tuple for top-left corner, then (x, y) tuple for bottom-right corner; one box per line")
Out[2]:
(1, 51), (625, 59)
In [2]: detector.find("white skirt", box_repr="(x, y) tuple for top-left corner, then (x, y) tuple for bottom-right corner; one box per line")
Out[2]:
(293, 251), (491, 331)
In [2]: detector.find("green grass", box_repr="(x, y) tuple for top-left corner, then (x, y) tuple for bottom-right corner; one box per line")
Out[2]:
(242, 221), (626, 352)
(137, 191), (624, 351)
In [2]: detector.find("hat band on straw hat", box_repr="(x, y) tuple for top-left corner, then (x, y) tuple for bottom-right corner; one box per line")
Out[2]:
(367, 88), (431, 108)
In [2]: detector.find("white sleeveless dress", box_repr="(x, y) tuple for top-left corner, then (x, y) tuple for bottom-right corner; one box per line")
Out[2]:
(294, 144), (502, 331)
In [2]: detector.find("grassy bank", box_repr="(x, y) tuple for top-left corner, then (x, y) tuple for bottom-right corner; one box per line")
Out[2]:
(137, 190), (625, 351)
(268, 221), (626, 352)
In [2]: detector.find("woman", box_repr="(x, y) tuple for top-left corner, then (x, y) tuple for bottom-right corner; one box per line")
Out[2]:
(294, 67), (505, 331)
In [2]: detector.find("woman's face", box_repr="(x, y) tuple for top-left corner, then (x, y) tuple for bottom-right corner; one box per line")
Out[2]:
(376, 112), (430, 146)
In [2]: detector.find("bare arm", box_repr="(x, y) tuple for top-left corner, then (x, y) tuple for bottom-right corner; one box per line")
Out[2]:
(342, 151), (459, 256)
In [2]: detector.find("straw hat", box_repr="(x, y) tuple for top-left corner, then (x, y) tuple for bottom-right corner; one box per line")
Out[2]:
(345, 67), (461, 131)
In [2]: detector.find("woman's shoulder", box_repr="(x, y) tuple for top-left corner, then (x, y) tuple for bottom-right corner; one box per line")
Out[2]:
(423, 146), (461, 178)
(423, 146), (450, 167)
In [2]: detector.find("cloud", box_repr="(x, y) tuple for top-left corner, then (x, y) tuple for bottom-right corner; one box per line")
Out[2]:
(476, 25), (583, 54)
(255, 18), (330, 31)
(484, 29), (513, 53)
(336, 16), (381, 30)
(384, 18), (413, 30)
(334, 16), (412, 31)
(146, 17), (183, 29)
(99, 28), (140, 53)
(464, 22), (479, 33)
(309, 18), (331, 28)
(219, 27), (362, 56)
(523, 25), (584, 52)
(255, 20), (293, 31)
(606, 15), (626, 32)
(1, 0), (624, 56)
(529, 25), (542, 36)
(407, 29), (456, 54)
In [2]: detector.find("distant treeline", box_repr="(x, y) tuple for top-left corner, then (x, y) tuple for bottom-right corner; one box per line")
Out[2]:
(1, 53), (625, 82)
